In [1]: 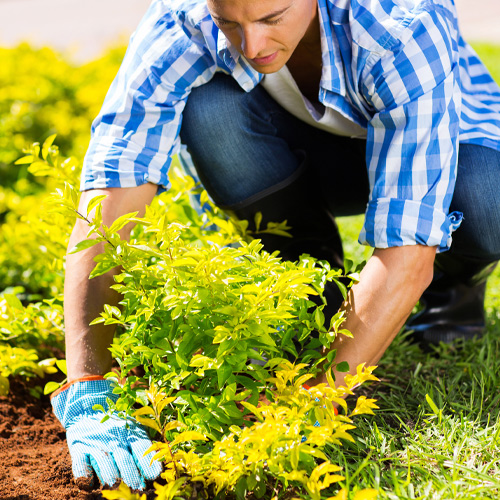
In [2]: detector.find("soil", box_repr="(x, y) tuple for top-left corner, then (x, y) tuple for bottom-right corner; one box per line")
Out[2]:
(0, 374), (380, 499)
(0, 377), (157, 500)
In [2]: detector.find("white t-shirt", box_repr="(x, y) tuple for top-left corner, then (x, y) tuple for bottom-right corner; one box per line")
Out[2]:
(261, 65), (367, 139)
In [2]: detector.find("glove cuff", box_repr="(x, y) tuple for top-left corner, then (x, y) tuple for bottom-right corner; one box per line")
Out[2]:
(51, 377), (119, 429)
(50, 375), (106, 400)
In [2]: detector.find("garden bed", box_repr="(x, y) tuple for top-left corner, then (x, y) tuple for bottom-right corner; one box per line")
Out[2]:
(0, 377), (94, 499)
(0, 377), (157, 500)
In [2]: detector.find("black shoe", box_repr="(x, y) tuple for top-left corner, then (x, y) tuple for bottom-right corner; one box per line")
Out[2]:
(407, 280), (486, 350)
(406, 255), (497, 350)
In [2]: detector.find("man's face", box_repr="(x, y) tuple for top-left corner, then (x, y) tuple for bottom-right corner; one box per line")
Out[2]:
(207, 0), (318, 74)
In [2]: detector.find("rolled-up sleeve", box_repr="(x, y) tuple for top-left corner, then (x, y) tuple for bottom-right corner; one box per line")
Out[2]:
(359, 6), (463, 252)
(81, 0), (217, 192)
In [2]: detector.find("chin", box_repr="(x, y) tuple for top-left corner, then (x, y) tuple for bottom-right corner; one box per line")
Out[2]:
(255, 66), (282, 74)
(248, 59), (286, 75)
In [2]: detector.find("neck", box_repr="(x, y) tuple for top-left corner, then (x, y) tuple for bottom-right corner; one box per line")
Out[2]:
(299, 3), (321, 51)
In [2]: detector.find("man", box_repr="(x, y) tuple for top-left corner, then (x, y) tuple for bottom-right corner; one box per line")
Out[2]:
(51, 0), (500, 490)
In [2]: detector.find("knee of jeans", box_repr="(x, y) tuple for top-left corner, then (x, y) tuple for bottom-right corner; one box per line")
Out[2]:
(452, 144), (500, 261)
(472, 238), (500, 262)
(181, 73), (256, 148)
(452, 201), (500, 261)
(452, 228), (500, 262)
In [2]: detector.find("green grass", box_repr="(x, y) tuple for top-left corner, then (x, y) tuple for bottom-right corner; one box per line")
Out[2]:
(334, 214), (500, 498)
(333, 44), (500, 497)
(333, 321), (500, 499)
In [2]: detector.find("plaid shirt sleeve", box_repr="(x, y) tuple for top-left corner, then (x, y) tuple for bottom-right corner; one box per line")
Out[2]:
(358, 3), (463, 252)
(80, 0), (217, 192)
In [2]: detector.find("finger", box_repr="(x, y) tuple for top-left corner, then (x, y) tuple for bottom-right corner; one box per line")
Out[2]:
(129, 435), (163, 481)
(68, 446), (95, 491)
(88, 449), (121, 487)
(112, 448), (146, 490)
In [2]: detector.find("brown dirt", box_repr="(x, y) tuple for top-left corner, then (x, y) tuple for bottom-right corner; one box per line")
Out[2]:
(0, 377), (157, 500)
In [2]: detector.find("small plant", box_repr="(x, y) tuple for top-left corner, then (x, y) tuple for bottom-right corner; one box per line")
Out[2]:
(0, 290), (65, 395)
(12, 141), (380, 499)
(138, 361), (378, 500)
(50, 160), (379, 499)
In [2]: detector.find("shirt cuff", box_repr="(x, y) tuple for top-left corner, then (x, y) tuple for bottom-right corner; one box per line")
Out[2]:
(80, 137), (172, 193)
(359, 198), (463, 252)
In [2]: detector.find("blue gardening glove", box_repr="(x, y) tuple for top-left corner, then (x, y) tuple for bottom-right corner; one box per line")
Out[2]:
(51, 377), (162, 490)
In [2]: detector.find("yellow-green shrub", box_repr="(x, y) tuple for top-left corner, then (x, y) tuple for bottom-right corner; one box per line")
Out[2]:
(40, 147), (380, 500)
(0, 291), (65, 395)
(0, 139), (81, 296)
(100, 363), (379, 500)
(0, 43), (124, 190)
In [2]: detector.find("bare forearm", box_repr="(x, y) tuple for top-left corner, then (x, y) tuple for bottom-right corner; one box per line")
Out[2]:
(64, 184), (157, 381)
(315, 245), (436, 385)
(64, 225), (120, 380)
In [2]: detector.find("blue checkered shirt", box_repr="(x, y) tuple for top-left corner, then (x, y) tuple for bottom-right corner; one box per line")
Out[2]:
(82, 0), (500, 252)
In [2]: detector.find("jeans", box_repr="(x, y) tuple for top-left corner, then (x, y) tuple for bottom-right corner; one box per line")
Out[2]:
(180, 73), (500, 264)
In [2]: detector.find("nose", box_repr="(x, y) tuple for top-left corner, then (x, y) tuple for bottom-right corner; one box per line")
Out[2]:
(240, 25), (266, 60)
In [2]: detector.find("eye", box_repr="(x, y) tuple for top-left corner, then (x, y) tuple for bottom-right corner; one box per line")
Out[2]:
(264, 16), (283, 26)
(213, 17), (237, 28)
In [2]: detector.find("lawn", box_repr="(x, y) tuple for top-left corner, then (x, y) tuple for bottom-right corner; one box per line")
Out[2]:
(336, 213), (500, 499)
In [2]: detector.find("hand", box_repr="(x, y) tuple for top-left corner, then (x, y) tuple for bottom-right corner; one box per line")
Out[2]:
(51, 377), (162, 490)
(311, 245), (436, 386)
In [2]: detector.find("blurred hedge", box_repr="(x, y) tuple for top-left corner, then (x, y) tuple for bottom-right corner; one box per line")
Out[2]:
(0, 43), (125, 296)
(0, 43), (125, 192)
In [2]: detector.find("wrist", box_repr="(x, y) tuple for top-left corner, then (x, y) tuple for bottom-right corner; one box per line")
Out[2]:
(64, 340), (114, 382)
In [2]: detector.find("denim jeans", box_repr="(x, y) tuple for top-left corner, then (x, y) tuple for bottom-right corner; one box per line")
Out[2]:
(180, 73), (500, 264)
